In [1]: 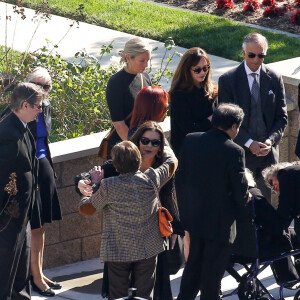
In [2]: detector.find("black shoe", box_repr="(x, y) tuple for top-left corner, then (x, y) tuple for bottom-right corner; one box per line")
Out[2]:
(47, 281), (62, 290)
(32, 280), (55, 297)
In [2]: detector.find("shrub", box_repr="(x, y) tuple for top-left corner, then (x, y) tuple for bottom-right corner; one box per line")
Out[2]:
(243, 0), (261, 12)
(295, 0), (300, 7)
(263, 4), (290, 16)
(216, 0), (235, 9)
(262, 0), (276, 6)
(290, 9), (300, 24)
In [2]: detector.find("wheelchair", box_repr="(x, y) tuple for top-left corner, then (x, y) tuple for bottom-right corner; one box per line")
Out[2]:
(221, 196), (300, 300)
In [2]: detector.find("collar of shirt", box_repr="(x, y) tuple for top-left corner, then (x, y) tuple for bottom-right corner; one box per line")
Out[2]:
(244, 61), (261, 90)
(19, 118), (27, 128)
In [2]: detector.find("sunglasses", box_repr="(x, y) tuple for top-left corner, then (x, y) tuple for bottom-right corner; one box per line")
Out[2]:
(247, 52), (266, 59)
(31, 81), (51, 90)
(140, 137), (161, 147)
(192, 65), (210, 74)
(32, 103), (43, 110)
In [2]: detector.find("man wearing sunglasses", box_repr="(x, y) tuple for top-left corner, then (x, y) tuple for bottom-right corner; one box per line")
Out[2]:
(0, 83), (44, 300)
(218, 32), (287, 203)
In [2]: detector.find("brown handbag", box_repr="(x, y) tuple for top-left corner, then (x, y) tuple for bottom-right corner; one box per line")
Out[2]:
(98, 112), (132, 159)
(150, 178), (173, 237)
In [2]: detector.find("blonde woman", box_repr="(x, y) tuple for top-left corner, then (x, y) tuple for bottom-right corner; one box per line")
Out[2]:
(106, 37), (152, 157)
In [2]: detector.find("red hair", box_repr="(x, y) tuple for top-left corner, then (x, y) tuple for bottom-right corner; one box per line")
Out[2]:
(130, 86), (169, 128)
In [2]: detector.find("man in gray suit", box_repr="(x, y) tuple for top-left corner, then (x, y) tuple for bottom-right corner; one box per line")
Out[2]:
(218, 32), (288, 202)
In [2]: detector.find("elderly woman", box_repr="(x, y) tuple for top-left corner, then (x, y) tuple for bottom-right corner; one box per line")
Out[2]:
(79, 140), (177, 300)
(106, 37), (152, 157)
(25, 67), (62, 296)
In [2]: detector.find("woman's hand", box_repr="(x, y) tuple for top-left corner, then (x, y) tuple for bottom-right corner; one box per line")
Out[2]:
(90, 166), (104, 184)
(78, 180), (92, 196)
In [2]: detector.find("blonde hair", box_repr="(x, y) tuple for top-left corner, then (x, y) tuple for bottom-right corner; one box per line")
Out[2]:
(118, 38), (151, 65)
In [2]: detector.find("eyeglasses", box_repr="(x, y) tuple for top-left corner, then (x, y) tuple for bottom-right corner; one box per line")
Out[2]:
(191, 65), (210, 74)
(30, 82), (51, 91)
(31, 103), (43, 110)
(247, 52), (266, 59)
(140, 137), (161, 147)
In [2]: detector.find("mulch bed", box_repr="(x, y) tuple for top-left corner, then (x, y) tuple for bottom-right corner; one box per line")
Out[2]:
(153, 0), (300, 35)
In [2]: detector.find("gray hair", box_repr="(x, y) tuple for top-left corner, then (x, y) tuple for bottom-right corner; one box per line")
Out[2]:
(262, 162), (293, 187)
(245, 168), (256, 187)
(25, 67), (52, 91)
(242, 33), (269, 53)
(118, 37), (151, 64)
(10, 82), (45, 112)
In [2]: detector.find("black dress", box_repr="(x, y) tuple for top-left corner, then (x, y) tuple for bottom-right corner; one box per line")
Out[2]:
(106, 69), (151, 155)
(28, 99), (62, 229)
(170, 86), (216, 157)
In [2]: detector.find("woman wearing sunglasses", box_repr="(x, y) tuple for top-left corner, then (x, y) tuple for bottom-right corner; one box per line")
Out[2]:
(76, 121), (181, 299)
(169, 47), (218, 157)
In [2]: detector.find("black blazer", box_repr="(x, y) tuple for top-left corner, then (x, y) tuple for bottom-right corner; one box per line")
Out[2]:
(218, 62), (288, 163)
(0, 112), (37, 228)
(295, 84), (300, 159)
(176, 128), (248, 243)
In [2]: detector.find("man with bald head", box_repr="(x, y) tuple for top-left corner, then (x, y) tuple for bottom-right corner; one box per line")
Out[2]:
(218, 32), (287, 203)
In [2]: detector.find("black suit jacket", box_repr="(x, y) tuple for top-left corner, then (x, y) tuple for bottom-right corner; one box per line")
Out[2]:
(176, 128), (248, 244)
(295, 84), (300, 159)
(0, 112), (37, 230)
(218, 62), (288, 163)
(276, 165), (300, 223)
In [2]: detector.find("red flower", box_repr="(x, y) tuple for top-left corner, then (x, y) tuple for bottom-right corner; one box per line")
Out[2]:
(263, 5), (288, 16)
(217, 0), (235, 8)
(244, 0), (260, 11)
(295, 0), (300, 7)
(290, 9), (300, 24)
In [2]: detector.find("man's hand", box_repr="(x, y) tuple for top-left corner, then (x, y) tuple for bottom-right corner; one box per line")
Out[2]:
(258, 139), (272, 156)
(249, 141), (267, 156)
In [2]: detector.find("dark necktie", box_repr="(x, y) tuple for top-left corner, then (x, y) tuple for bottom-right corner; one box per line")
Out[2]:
(251, 73), (260, 103)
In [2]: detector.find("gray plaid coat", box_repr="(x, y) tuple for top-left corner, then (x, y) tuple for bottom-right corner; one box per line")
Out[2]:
(85, 155), (176, 262)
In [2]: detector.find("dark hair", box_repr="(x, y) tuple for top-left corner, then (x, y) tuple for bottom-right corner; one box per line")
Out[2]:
(10, 82), (44, 112)
(212, 103), (244, 130)
(169, 47), (217, 100)
(130, 86), (169, 128)
(111, 141), (141, 174)
(130, 121), (165, 164)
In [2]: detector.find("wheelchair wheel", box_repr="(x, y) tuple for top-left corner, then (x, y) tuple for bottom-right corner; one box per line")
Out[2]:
(294, 290), (300, 300)
(238, 280), (268, 300)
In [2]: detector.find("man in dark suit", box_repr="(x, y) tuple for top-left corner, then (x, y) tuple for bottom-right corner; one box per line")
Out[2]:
(0, 83), (44, 300)
(176, 103), (249, 300)
(218, 32), (288, 202)
(295, 84), (300, 159)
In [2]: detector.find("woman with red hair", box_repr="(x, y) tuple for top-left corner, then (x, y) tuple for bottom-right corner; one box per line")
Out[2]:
(129, 86), (169, 134)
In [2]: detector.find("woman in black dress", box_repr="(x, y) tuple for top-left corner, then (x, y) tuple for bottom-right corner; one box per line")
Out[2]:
(25, 67), (62, 296)
(106, 37), (152, 157)
(169, 47), (218, 157)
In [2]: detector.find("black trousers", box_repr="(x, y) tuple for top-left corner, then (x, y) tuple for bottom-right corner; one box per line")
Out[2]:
(0, 222), (31, 300)
(177, 234), (231, 300)
(107, 255), (157, 300)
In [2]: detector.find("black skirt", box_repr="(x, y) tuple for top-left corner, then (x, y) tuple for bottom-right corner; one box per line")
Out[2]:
(30, 156), (62, 229)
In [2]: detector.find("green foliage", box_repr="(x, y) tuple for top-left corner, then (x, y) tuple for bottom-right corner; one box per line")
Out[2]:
(7, 0), (300, 63)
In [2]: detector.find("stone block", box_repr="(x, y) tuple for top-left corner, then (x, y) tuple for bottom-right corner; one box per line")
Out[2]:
(285, 83), (298, 104)
(44, 221), (60, 246)
(58, 186), (82, 216)
(54, 154), (105, 187)
(288, 110), (300, 138)
(289, 136), (300, 162)
(59, 211), (102, 242)
(43, 239), (82, 269)
(82, 234), (102, 261)
(279, 137), (289, 162)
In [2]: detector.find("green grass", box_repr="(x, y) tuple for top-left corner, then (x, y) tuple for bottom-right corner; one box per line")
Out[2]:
(4, 0), (300, 62)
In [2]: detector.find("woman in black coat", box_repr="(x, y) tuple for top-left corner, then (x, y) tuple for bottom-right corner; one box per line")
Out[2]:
(25, 67), (62, 296)
(169, 47), (218, 157)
